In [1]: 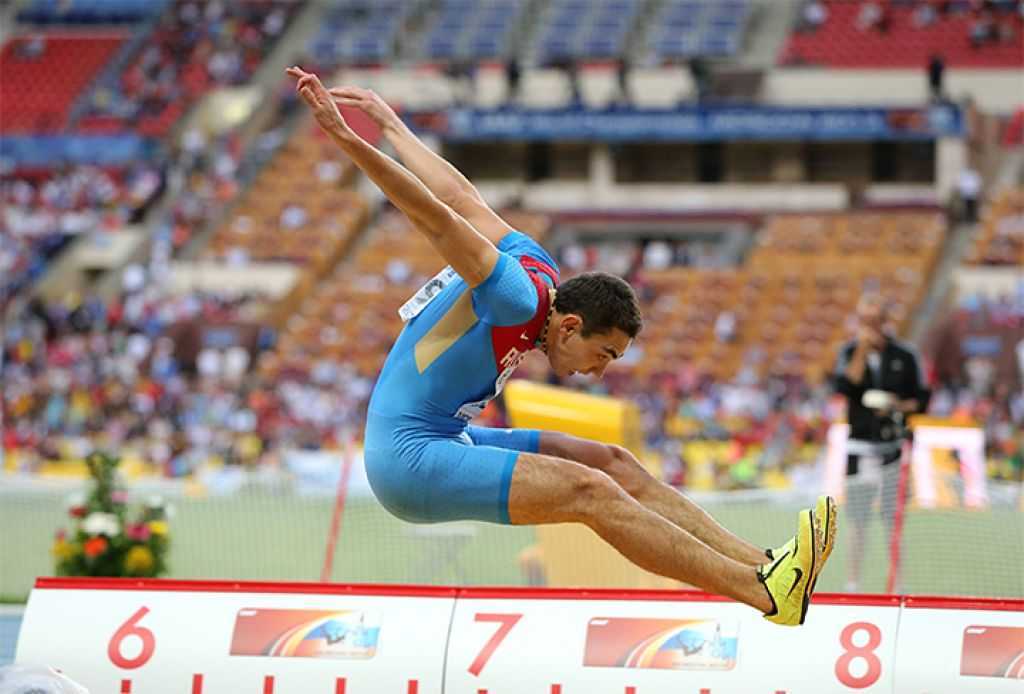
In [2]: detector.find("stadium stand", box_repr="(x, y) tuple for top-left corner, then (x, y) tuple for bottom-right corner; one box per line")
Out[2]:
(310, 0), (415, 66)
(782, 0), (1024, 67)
(203, 126), (367, 269)
(533, 0), (643, 64)
(77, 0), (300, 136)
(1, 164), (163, 310)
(420, 0), (528, 61)
(964, 188), (1024, 265)
(648, 0), (752, 59)
(0, 34), (126, 133)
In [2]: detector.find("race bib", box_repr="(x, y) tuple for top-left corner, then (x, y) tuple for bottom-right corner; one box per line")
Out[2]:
(398, 265), (460, 323)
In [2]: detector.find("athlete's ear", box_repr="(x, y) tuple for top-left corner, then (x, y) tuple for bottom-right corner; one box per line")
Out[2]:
(560, 314), (583, 336)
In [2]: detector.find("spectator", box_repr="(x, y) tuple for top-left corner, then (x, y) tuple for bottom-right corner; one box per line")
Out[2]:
(957, 165), (982, 222)
(800, 1), (829, 32)
(833, 293), (929, 592)
(715, 311), (738, 343)
(856, 1), (890, 31)
(913, 1), (939, 27)
(927, 53), (945, 101)
(970, 11), (996, 46)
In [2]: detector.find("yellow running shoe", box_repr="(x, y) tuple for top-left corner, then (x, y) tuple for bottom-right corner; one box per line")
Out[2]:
(758, 508), (819, 626)
(768, 496), (838, 575)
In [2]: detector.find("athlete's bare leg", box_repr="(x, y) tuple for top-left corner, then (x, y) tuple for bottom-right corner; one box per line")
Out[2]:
(540, 432), (768, 567)
(510, 452), (773, 613)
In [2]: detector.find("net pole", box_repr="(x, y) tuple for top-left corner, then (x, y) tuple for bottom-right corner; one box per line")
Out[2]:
(321, 434), (355, 583)
(885, 439), (912, 594)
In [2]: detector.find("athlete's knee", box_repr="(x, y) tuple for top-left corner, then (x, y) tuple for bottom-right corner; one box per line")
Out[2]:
(604, 445), (657, 499)
(567, 464), (631, 522)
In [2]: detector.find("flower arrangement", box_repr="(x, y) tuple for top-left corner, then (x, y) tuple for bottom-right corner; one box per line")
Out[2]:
(52, 452), (170, 578)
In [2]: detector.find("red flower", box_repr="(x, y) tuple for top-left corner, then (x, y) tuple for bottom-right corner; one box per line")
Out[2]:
(55, 529), (66, 541)
(126, 524), (151, 542)
(84, 536), (108, 558)
(69, 506), (87, 518)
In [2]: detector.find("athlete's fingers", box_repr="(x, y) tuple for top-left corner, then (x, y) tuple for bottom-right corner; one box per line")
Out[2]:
(299, 86), (317, 105)
(328, 86), (362, 98)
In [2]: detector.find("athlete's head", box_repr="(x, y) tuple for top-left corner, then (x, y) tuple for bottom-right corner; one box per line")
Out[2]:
(543, 272), (642, 379)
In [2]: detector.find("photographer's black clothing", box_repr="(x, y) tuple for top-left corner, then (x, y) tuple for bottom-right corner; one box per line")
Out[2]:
(833, 336), (929, 475)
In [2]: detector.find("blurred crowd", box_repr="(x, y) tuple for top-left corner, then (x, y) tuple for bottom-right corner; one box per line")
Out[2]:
(800, 0), (1023, 40)
(1, 163), (163, 310)
(83, 0), (297, 130)
(1, 282), (371, 478)
(3, 284), (1020, 488)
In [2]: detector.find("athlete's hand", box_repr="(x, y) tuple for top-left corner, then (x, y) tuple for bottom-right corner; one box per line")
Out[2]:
(286, 67), (353, 138)
(328, 86), (402, 132)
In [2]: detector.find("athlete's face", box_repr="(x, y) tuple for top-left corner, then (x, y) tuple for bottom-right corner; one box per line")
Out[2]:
(547, 315), (632, 379)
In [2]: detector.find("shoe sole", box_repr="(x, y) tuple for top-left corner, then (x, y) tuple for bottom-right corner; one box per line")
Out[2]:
(809, 496), (838, 596)
(799, 508), (821, 625)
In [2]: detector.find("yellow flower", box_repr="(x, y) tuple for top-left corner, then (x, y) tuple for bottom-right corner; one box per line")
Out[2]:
(124, 545), (155, 575)
(51, 539), (77, 562)
(148, 520), (169, 536)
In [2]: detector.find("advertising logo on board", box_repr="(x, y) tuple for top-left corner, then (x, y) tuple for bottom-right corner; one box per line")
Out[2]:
(961, 626), (1024, 679)
(230, 608), (381, 659)
(584, 617), (739, 671)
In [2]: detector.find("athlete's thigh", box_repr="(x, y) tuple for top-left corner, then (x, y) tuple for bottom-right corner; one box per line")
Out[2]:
(507, 451), (626, 526)
(464, 425), (541, 453)
(416, 438), (524, 524)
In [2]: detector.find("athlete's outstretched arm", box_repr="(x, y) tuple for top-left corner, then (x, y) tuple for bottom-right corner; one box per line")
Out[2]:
(329, 86), (514, 246)
(287, 68), (498, 287)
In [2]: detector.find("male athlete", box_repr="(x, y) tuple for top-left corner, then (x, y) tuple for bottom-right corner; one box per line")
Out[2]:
(287, 67), (837, 626)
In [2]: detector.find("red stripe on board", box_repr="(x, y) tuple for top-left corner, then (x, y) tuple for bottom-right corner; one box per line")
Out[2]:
(120, 681), (131, 694)
(551, 686), (561, 694)
(34, 577), (458, 598)
(904, 596), (1024, 612)
(407, 681), (418, 694)
(31, 577), (1023, 610)
(626, 688), (636, 694)
(192, 674), (203, 694)
(263, 676), (274, 694)
(336, 679), (346, 694)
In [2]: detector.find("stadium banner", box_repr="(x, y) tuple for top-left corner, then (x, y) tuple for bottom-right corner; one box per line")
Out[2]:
(412, 104), (963, 142)
(17, 579), (1023, 692)
(0, 135), (160, 167)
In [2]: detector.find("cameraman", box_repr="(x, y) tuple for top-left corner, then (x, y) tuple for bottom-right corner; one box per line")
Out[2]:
(833, 293), (930, 592)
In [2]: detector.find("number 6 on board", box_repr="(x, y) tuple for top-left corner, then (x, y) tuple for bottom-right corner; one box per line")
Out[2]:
(108, 607), (156, 670)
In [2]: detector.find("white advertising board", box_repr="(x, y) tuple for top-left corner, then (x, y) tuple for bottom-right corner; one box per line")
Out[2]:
(444, 591), (902, 694)
(16, 580), (454, 694)
(15, 580), (1024, 694)
(892, 598), (1024, 693)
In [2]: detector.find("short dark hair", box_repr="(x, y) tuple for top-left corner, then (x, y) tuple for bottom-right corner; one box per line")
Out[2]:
(554, 272), (643, 338)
